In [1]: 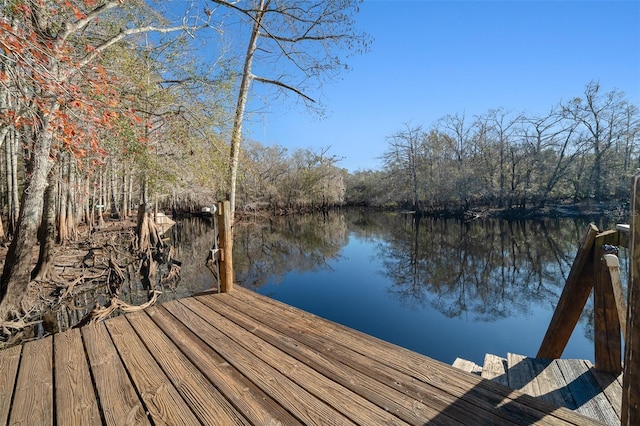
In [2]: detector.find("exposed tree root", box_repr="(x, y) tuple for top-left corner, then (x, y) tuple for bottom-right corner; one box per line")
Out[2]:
(1, 220), (181, 346)
(58, 270), (108, 299)
(74, 290), (162, 327)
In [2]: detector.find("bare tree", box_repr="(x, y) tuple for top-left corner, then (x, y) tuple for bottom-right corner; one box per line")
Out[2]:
(383, 124), (425, 212)
(210, 0), (370, 216)
(562, 81), (627, 201)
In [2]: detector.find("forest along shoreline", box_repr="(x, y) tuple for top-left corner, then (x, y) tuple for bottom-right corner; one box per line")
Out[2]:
(0, 201), (628, 349)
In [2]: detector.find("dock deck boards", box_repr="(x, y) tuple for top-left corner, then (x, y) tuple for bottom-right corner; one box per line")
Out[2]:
(453, 354), (622, 425)
(0, 287), (605, 425)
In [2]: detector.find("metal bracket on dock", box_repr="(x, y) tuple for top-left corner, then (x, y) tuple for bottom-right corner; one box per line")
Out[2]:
(210, 248), (221, 262)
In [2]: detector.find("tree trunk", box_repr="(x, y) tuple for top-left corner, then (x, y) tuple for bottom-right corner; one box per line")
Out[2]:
(57, 156), (68, 244)
(135, 177), (162, 252)
(121, 162), (128, 219)
(32, 163), (59, 281)
(0, 111), (56, 321)
(66, 158), (77, 241)
(82, 176), (91, 227)
(6, 129), (20, 237)
(97, 169), (105, 227)
(109, 158), (119, 219)
(128, 168), (134, 218)
(227, 0), (267, 217)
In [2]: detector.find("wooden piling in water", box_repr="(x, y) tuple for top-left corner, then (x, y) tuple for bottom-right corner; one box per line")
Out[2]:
(218, 200), (234, 293)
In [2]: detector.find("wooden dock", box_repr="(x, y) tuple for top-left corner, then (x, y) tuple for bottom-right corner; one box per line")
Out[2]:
(453, 354), (621, 425)
(0, 287), (606, 425)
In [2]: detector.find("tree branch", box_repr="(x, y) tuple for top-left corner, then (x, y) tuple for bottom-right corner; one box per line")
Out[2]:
(78, 23), (209, 71)
(252, 74), (315, 103)
(59, 1), (121, 44)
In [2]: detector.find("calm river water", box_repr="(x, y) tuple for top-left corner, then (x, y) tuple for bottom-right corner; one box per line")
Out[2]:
(160, 210), (625, 366)
(165, 210), (626, 366)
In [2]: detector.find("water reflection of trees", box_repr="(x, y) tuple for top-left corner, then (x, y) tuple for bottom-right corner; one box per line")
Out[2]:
(370, 215), (594, 321)
(234, 214), (347, 290)
(232, 210), (608, 334)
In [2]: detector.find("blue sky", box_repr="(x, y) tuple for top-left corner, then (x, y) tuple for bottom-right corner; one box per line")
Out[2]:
(245, 0), (640, 172)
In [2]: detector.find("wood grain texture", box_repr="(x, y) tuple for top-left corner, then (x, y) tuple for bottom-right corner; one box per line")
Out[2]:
(82, 322), (149, 425)
(226, 287), (601, 425)
(623, 172), (640, 425)
(507, 353), (542, 397)
(603, 254), (627, 338)
(218, 200), (233, 292)
(124, 310), (249, 425)
(506, 354), (575, 409)
(195, 294), (438, 425)
(452, 358), (482, 375)
(54, 328), (101, 425)
(481, 354), (508, 387)
(104, 315), (200, 426)
(594, 232), (622, 374)
(591, 368), (623, 420)
(538, 223), (598, 359)
(147, 304), (302, 426)
(183, 296), (407, 426)
(212, 292), (516, 425)
(10, 337), (53, 425)
(555, 359), (620, 425)
(165, 298), (356, 426)
(0, 344), (21, 424)
(2, 285), (618, 425)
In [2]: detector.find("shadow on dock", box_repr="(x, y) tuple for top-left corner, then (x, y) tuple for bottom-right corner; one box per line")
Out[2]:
(0, 287), (604, 425)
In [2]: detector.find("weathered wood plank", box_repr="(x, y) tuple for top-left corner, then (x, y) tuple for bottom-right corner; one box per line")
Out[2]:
(507, 353), (544, 399)
(224, 289), (560, 426)
(227, 288), (600, 425)
(54, 328), (101, 425)
(506, 353), (576, 409)
(146, 304), (303, 426)
(452, 358), (482, 375)
(212, 292), (519, 425)
(0, 344), (21, 424)
(3, 285), (621, 426)
(81, 322), (149, 425)
(481, 354), (508, 387)
(165, 298), (358, 425)
(603, 254), (627, 338)
(624, 172), (640, 425)
(555, 358), (620, 425)
(590, 368), (623, 420)
(210, 296), (495, 425)
(124, 310), (249, 425)
(594, 232), (622, 373)
(184, 296), (409, 425)
(537, 359), (579, 410)
(538, 223), (599, 359)
(10, 337), (53, 425)
(196, 294), (466, 425)
(104, 314), (200, 426)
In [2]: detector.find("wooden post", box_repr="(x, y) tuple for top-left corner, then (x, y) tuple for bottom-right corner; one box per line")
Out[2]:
(593, 231), (622, 374)
(538, 223), (598, 359)
(604, 254), (627, 338)
(218, 200), (234, 293)
(622, 172), (640, 425)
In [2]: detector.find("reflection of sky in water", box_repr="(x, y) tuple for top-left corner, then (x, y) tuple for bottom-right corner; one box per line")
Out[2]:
(256, 233), (595, 366)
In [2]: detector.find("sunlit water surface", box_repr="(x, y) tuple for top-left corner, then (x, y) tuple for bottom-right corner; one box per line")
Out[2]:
(228, 211), (625, 366)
